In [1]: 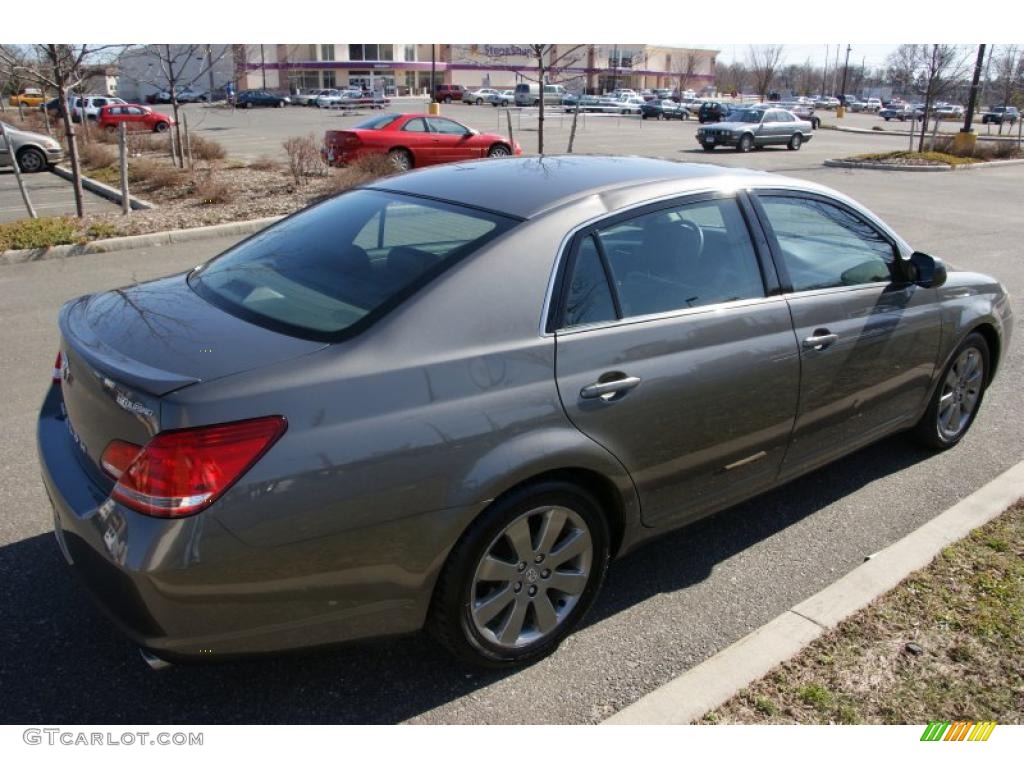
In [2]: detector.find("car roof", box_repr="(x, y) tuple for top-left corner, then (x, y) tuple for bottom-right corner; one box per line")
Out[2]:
(369, 155), (775, 220)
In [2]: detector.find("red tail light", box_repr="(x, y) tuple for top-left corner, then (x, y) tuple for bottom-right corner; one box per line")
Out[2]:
(53, 351), (63, 384)
(103, 416), (287, 517)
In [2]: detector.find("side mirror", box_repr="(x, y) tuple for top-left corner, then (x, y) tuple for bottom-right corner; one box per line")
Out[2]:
(465, 128), (479, 137)
(907, 251), (947, 289)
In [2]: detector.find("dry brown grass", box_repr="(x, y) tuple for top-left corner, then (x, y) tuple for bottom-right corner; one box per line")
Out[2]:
(129, 158), (187, 189)
(347, 152), (399, 177)
(706, 501), (1024, 725)
(195, 172), (234, 204)
(79, 142), (116, 169)
(248, 156), (280, 171)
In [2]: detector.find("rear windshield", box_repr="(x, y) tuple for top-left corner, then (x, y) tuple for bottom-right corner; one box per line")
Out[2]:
(353, 113), (400, 129)
(189, 190), (518, 340)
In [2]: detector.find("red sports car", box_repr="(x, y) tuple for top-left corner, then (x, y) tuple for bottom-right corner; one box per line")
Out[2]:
(97, 104), (175, 134)
(324, 113), (521, 171)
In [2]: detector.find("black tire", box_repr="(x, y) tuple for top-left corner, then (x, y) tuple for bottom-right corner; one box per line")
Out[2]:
(787, 133), (803, 150)
(427, 481), (610, 667)
(475, 98), (483, 105)
(910, 332), (990, 450)
(388, 148), (413, 172)
(737, 133), (754, 153)
(16, 147), (47, 173)
(244, 101), (253, 109)
(487, 143), (511, 158)
(444, 96), (452, 104)
(277, 100), (286, 108)
(500, 100), (508, 107)
(153, 121), (169, 133)
(701, 143), (715, 151)
(812, 117), (821, 130)
(884, 116), (891, 121)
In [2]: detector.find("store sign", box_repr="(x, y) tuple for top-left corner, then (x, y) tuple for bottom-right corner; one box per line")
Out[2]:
(481, 45), (532, 59)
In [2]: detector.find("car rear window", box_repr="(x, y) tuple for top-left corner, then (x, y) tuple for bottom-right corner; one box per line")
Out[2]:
(189, 190), (518, 340)
(353, 113), (400, 130)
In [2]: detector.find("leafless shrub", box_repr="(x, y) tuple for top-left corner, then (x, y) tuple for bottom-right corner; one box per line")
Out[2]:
(195, 170), (234, 204)
(79, 142), (116, 169)
(190, 135), (226, 161)
(282, 133), (328, 186)
(129, 158), (187, 188)
(248, 156), (281, 171)
(127, 132), (169, 156)
(348, 152), (398, 178)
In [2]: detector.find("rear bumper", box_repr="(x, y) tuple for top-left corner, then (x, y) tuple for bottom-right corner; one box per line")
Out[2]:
(38, 383), (463, 661)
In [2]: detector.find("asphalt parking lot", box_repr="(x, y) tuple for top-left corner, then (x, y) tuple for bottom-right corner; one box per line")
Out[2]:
(178, 99), (919, 171)
(0, 161), (1021, 723)
(0, 167), (118, 224)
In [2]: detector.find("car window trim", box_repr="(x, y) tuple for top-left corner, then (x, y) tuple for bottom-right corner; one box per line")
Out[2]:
(546, 189), (771, 334)
(749, 188), (904, 294)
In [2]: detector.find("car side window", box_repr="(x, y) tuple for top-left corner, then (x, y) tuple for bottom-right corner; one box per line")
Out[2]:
(758, 195), (895, 292)
(402, 117), (429, 132)
(426, 117), (468, 135)
(563, 236), (617, 328)
(586, 197), (765, 318)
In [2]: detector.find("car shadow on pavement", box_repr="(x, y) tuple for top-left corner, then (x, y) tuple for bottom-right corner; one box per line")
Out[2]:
(0, 434), (935, 725)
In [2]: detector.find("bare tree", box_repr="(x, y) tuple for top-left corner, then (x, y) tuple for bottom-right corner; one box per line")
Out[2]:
(915, 45), (971, 151)
(0, 44), (123, 218)
(747, 45), (785, 100)
(885, 44), (923, 99)
(130, 44), (228, 168)
(674, 51), (699, 96)
(716, 61), (749, 97)
(991, 45), (1024, 107)
(520, 44), (586, 156)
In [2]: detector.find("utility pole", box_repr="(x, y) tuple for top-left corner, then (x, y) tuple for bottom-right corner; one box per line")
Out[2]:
(430, 44), (437, 111)
(955, 44), (986, 155)
(838, 44), (852, 117)
(821, 44), (828, 96)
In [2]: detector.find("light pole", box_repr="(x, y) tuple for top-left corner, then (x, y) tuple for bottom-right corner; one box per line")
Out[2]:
(837, 44), (851, 117)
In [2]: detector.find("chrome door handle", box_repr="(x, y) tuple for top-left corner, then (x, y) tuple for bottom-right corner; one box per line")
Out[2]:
(802, 332), (839, 350)
(580, 375), (642, 401)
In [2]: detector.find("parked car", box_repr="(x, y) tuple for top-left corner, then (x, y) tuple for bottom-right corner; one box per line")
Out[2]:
(487, 90), (515, 107)
(981, 106), (1019, 125)
(463, 88), (500, 105)
(150, 88), (207, 104)
(640, 99), (690, 120)
(70, 95), (127, 122)
(614, 96), (645, 114)
(697, 101), (730, 123)
(323, 112), (521, 171)
(879, 105), (916, 121)
(38, 155), (1012, 668)
(779, 101), (821, 129)
(318, 89), (388, 109)
(293, 89), (329, 106)
(434, 84), (466, 104)
(697, 106), (814, 152)
(0, 119), (64, 172)
(97, 104), (174, 134)
(236, 90), (290, 108)
(865, 98), (883, 112)
(9, 87), (46, 107)
(935, 104), (965, 120)
(514, 83), (567, 106)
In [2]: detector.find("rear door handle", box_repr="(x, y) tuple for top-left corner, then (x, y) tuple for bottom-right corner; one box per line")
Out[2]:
(580, 375), (642, 401)
(802, 331), (839, 350)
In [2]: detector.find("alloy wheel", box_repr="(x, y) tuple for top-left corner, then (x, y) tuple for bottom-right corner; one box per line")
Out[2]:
(936, 347), (984, 441)
(469, 505), (593, 650)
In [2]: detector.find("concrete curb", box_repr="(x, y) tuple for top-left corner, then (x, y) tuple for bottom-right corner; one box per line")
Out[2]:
(603, 458), (1024, 724)
(0, 215), (283, 265)
(824, 158), (1024, 172)
(49, 165), (157, 210)
(832, 124), (1022, 142)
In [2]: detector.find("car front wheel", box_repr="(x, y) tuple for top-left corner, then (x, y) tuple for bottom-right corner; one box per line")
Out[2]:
(788, 133), (803, 150)
(16, 147), (47, 173)
(737, 134), (754, 152)
(153, 121), (169, 133)
(487, 143), (511, 158)
(911, 333), (990, 450)
(428, 481), (610, 667)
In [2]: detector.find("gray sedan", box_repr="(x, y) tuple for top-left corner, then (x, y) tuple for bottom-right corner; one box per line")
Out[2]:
(38, 156), (1012, 668)
(0, 120), (64, 172)
(697, 106), (813, 151)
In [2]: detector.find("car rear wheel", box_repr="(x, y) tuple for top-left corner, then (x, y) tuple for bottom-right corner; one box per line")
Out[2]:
(737, 134), (754, 152)
(487, 143), (511, 158)
(16, 147), (47, 173)
(788, 133), (803, 150)
(444, 96), (452, 104)
(153, 121), (169, 133)
(244, 102), (253, 109)
(428, 481), (610, 667)
(910, 333), (990, 450)
(388, 148), (413, 172)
